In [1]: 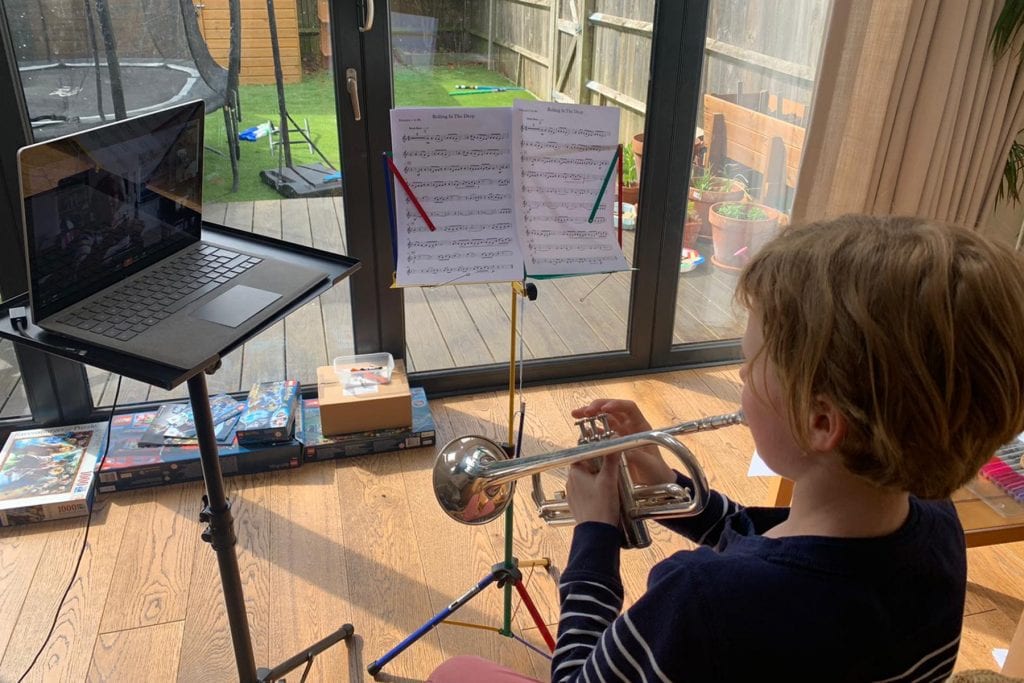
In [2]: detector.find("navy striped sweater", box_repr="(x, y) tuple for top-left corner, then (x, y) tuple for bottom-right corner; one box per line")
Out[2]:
(553, 475), (966, 682)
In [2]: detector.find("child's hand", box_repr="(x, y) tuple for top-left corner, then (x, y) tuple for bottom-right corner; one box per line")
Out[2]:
(571, 399), (675, 485)
(566, 452), (621, 526)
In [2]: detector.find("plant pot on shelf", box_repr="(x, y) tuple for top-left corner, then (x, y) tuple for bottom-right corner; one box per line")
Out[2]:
(708, 201), (781, 272)
(688, 178), (745, 241)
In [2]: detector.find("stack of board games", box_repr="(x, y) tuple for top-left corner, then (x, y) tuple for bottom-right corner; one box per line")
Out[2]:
(236, 380), (301, 445)
(97, 407), (302, 493)
(303, 386), (436, 460)
(0, 422), (108, 526)
(138, 394), (245, 447)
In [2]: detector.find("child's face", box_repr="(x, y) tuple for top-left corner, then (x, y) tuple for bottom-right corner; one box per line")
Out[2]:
(740, 313), (804, 479)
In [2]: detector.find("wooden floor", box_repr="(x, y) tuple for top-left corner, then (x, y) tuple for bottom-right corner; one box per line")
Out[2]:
(0, 366), (1022, 681)
(0, 198), (745, 418)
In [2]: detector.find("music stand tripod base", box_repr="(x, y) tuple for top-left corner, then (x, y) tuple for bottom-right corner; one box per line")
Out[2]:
(366, 561), (553, 677)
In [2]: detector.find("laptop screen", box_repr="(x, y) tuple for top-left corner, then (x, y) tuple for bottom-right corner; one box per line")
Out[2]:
(18, 101), (205, 322)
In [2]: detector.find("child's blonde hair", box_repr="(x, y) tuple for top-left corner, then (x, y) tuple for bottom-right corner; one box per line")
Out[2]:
(736, 215), (1024, 499)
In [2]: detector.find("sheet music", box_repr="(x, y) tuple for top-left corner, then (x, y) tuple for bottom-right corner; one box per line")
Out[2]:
(391, 108), (524, 286)
(512, 101), (630, 277)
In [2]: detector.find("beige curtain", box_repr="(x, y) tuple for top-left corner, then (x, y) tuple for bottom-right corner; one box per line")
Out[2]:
(792, 0), (1024, 229)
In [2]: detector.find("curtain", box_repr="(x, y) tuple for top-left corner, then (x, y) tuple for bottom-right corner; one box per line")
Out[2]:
(791, 0), (1024, 229)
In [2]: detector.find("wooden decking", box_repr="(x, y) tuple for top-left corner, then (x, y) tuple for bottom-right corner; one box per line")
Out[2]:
(0, 198), (744, 417)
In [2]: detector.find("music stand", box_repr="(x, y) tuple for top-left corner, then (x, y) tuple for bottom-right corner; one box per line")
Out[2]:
(0, 222), (360, 682)
(367, 281), (556, 676)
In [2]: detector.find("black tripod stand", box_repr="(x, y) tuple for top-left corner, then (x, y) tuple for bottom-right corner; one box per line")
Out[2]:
(0, 224), (362, 682)
(188, 368), (353, 681)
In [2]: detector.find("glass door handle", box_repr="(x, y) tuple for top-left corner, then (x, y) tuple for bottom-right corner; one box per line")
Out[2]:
(359, 0), (375, 32)
(346, 68), (362, 121)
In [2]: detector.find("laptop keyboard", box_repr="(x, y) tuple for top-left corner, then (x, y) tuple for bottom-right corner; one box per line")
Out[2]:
(56, 245), (262, 342)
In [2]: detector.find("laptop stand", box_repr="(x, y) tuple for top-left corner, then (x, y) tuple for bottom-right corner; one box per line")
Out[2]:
(0, 222), (361, 682)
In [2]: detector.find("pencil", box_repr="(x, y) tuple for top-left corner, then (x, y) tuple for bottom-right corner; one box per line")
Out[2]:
(616, 143), (623, 247)
(386, 153), (436, 232)
(589, 147), (621, 224)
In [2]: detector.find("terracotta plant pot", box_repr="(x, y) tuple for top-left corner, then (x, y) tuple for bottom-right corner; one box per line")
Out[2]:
(683, 218), (702, 250)
(620, 182), (640, 205)
(688, 178), (745, 240)
(631, 133), (644, 181)
(708, 201), (781, 272)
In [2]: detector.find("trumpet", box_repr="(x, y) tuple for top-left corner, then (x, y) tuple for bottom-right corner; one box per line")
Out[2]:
(432, 411), (745, 548)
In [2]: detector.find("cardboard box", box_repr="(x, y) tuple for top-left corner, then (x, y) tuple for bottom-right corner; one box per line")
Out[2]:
(316, 360), (412, 436)
(302, 387), (436, 461)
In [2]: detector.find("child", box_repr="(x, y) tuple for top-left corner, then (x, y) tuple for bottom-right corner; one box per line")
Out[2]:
(428, 215), (1024, 682)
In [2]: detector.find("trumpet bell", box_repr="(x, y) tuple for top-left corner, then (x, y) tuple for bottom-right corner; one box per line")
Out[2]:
(433, 435), (516, 525)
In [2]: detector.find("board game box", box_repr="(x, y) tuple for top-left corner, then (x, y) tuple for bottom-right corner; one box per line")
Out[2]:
(0, 421), (109, 526)
(139, 394), (244, 446)
(97, 408), (302, 493)
(236, 380), (301, 445)
(302, 386), (436, 461)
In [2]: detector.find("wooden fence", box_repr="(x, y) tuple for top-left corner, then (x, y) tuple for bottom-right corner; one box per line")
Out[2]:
(448, 0), (829, 147)
(196, 0), (301, 84)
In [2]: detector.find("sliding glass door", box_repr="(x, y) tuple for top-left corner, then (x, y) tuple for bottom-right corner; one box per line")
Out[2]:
(0, 0), (834, 421)
(652, 0), (831, 366)
(362, 0), (710, 393)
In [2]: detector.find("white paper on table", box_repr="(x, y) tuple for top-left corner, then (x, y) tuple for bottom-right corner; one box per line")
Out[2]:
(390, 107), (523, 286)
(512, 100), (630, 277)
(747, 450), (777, 477)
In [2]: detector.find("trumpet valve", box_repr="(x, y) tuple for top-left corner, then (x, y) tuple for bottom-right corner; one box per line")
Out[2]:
(575, 414), (614, 444)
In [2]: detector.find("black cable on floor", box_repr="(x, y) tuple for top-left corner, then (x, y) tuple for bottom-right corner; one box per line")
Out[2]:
(16, 374), (122, 683)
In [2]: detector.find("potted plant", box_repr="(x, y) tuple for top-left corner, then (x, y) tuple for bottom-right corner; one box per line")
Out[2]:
(683, 200), (701, 250)
(621, 145), (640, 205)
(707, 200), (781, 271)
(631, 133), (645, 180)
(689, 167), (745, 240)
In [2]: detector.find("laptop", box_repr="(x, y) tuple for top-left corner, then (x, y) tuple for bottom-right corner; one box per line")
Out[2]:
(17, 100), (329, 370)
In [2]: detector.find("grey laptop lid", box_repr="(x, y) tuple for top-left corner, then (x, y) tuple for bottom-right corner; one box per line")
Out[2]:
(19, 100), (204, 323)
(15, 101), (328, 371)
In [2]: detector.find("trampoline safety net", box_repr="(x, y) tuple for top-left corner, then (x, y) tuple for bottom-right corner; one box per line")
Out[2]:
(3, 0), (232, 142)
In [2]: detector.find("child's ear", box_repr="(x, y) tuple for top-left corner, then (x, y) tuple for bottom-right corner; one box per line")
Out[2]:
(808, 395), (846, 453)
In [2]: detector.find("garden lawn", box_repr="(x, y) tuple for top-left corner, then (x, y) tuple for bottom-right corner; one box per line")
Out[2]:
(203, 64), (535, 203)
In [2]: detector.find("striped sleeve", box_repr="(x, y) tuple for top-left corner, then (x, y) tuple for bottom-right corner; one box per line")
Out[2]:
(552, 522), (625, 682)
(552, 522), (707, 682)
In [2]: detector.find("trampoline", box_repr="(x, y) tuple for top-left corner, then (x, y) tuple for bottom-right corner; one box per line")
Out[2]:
(19, 59), (224, 136)
(4, 0), (241, 189)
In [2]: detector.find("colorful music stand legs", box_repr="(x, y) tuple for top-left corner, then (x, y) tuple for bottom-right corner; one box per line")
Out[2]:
(367, 282), (555, 677)
(366, 561), (555, 676)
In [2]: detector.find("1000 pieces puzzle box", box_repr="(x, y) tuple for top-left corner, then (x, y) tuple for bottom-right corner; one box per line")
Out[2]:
(0, 422), (108, 526)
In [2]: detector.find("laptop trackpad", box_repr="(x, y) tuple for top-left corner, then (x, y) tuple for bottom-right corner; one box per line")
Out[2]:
(193, 285), (281, 328)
